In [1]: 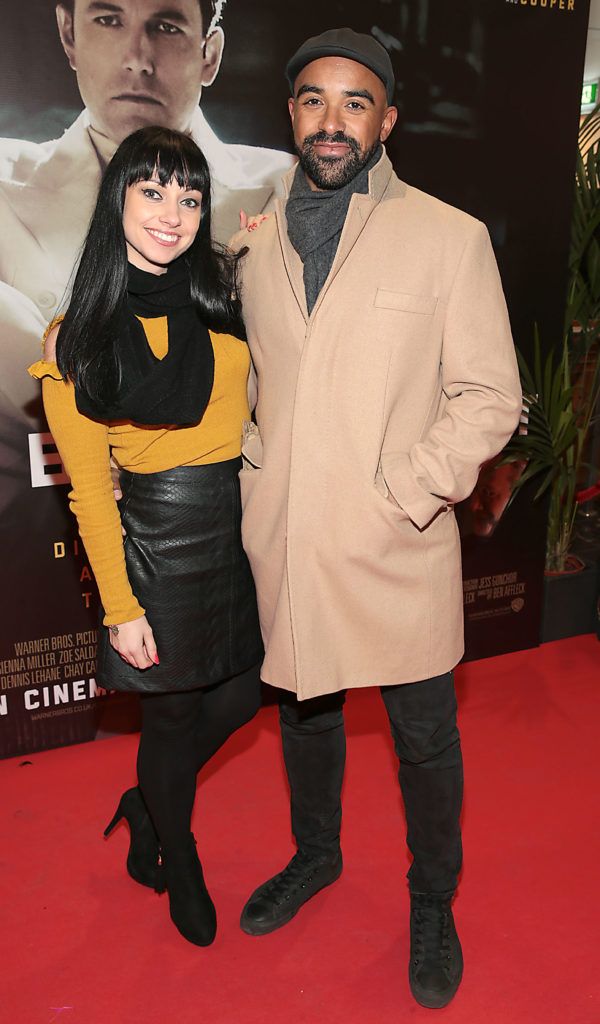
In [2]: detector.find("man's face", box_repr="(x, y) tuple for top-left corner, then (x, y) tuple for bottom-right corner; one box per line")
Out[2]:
(288, 56), (397, 191)
(468, 461), (524, 538)
(56, 0), (223, 143)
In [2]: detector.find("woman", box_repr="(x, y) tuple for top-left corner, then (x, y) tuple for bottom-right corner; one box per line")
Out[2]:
(29, 126), (263, 946)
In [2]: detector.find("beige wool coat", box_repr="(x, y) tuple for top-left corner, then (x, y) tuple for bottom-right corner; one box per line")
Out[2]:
(235, 151), (522, 701)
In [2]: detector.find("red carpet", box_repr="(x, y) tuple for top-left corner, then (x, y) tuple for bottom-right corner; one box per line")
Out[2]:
(1, 635), (599, 1024)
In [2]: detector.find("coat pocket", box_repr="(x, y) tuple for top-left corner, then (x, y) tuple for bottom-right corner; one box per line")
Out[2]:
(374, 289), (437, 315)
(374, 461), (410, 521)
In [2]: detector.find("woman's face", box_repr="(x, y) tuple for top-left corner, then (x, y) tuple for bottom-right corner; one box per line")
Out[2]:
(123, 176), (202, 274)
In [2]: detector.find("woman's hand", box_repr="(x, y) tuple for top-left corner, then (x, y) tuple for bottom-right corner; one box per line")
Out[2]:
(108, 615), (159, 670)
(110, 455), (123, 501)
(239, 210), (270, 232)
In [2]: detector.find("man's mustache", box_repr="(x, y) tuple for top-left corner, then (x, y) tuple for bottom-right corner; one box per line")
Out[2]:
(302, 131), (360, 154)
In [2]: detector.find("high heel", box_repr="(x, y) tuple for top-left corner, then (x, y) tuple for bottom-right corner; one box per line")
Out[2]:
(160, 833), (217, 946)
(104, 786), (160, 889)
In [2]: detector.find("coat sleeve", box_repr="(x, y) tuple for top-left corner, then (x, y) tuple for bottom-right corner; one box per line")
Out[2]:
(29, 364), (145, 626)
(382, 220), (522, 530)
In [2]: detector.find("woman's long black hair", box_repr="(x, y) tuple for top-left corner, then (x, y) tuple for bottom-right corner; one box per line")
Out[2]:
(56, 126), (246, 405)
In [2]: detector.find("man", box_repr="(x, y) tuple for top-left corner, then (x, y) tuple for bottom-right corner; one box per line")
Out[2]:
(0, 0), (295, 348)
(234, 29), (521, 1010)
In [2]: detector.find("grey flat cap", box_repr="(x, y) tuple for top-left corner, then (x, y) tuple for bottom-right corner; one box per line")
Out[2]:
(286, 27), (395, 104)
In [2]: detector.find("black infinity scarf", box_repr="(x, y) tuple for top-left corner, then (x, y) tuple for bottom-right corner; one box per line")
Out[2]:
(286, 145), (382, 315)
(75, 258), (215, 427)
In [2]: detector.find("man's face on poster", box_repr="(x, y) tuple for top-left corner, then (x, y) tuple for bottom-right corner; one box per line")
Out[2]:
(56, 0), (224, 143)
(467, 459), (526, 538)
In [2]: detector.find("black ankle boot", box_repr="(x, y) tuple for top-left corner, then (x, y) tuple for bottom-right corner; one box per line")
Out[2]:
(157, 833), (217, 947)
(240, 848), (343, 936)
(104, 787), (160, 888)
(409, 892), (463, 1008)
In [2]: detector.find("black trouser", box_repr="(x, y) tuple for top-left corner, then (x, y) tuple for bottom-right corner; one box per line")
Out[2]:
(136, 664), (261, 853)
(279, 672), (463, 894)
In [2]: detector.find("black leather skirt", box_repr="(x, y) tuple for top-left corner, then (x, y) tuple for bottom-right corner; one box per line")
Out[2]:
(97, 458), (263, 693)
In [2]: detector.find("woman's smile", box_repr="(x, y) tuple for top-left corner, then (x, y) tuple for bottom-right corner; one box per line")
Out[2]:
(145, 227), (181, 246)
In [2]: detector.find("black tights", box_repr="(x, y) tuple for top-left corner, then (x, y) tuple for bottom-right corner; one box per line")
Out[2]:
(136, 664), (260, 853)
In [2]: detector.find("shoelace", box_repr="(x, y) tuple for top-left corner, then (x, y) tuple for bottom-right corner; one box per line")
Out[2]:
(261, 852), (318, 907)
(412, 897), (453, 969)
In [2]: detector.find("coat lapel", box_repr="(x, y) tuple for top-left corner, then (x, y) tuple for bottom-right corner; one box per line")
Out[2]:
(310, 152), (396, 319)
(6, 113), (102, 275)
(275, 151), (399, 323)
(309, 193), (376, 320)
(274, 193), (309, 322)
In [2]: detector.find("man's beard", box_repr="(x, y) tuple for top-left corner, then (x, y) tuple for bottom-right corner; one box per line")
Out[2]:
(297, 131), (380, 191)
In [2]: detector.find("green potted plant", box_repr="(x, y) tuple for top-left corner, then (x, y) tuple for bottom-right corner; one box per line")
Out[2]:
(503, 105), (600, 639)
(504, 331), (599, 575)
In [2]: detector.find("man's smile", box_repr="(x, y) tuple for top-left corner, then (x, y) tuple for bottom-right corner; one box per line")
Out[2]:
(312, 142), (351, 158)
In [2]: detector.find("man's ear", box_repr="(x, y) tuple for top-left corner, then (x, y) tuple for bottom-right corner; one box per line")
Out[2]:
(379, 106), (398, 143)
(287, 96), (295, 126)
(201, 27), (224, 87)
(56, 4), (77, 70)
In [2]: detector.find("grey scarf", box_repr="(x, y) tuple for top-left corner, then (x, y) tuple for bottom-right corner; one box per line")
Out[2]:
(286, 145), (382, 314)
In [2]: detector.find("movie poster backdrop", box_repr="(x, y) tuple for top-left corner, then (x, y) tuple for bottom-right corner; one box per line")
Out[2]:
(0, 0), (590, 757)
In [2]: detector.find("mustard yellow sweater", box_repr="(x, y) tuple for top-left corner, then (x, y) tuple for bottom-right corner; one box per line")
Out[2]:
(29, 317), (251, 626)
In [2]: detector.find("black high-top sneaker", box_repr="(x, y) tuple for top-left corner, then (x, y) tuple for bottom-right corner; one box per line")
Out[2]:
(240, 848), (343, 936)
(409, 892), (463, 1008)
